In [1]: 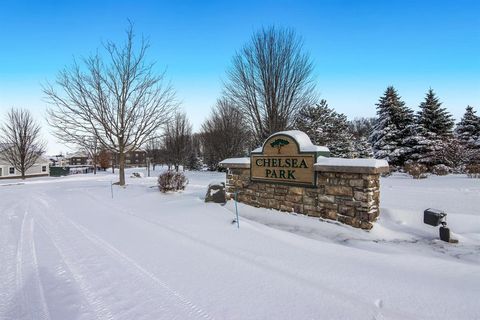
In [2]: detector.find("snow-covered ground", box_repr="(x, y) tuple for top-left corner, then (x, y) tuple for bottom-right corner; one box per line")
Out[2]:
(0, 169), (479, 319)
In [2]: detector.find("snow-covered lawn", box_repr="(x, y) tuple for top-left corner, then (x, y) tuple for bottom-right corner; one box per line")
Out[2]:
(0, 169), (479, 319)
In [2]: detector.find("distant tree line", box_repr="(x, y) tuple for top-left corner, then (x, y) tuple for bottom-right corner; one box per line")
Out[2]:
(150, 26), (479, 174)
(2, 23), (478, 179)
(369, 86), (479, 173)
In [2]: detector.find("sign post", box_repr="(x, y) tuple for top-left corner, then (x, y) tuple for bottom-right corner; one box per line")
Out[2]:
(234, 191), (240, 229)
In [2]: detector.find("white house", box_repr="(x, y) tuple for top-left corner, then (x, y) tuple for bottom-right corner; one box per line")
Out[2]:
(0, 156), (50, 179)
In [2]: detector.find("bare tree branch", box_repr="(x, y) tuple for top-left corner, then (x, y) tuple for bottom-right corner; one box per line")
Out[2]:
(0, 108), (46, 179)
(200, 98), (251, 170)
(163, 112), (192, 172)
(44, 23), (178, 185)
(224, 26), (317, 143)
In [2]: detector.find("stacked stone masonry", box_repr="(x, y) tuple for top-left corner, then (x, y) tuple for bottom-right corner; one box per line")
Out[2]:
(226, 168), (381, 230)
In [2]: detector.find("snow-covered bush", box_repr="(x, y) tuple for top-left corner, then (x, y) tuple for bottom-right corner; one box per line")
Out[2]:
(405, 162), (428, 179)
(465, 164), (480, 178)
(158, 170), (188, 192)
(431, 164), (451, 176)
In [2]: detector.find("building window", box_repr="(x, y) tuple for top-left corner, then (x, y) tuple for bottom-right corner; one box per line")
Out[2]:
(42, 166), (47, 172)
(9, 167), (15, 174)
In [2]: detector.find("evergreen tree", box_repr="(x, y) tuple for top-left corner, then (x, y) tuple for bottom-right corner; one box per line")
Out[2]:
(369, 86), (415, 166)
(185, 151), (203, 170)
(294, 100), (355, 158)
(353, 137), (374, 158)
(185, 133), (203, 171)
(455, 105), (480, 147)
(417, 89), (454, 137)
(413, 89), (454, 166)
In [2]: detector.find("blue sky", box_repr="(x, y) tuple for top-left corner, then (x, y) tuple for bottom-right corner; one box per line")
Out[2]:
(0, 0), (479, 154)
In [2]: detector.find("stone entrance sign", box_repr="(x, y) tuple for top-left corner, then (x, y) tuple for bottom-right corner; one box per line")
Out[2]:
(220, 130), (389, 230)
(251, 132), (329, 187)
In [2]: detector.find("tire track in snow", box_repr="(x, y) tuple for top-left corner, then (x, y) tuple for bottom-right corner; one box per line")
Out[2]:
(35, 221), (115, 320)
(49, 183), (412, 319)
(69, 218), (214, 320)
(31, 188), (115, 319)
(14, 208), (27, 318)
(34, 209), (116, 320)
(15, 209), (51, 320)
(26, 217), (51, 320)
(32, 192), (213, 320)
(80, 188), (416, 320)
(0, 202), (22, 318)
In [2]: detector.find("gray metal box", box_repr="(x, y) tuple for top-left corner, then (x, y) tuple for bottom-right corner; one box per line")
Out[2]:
(424, 208), (446, 226)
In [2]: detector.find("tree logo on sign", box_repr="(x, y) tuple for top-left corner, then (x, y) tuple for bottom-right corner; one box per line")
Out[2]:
(270, 138), (289, 154)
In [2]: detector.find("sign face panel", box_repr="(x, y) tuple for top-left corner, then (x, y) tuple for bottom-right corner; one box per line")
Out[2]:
(251, 134), (317, 187)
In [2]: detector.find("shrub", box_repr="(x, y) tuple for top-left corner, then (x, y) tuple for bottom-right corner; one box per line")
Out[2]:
(465, 164), (480, 178)
(431, 164), (451, 176)
(436, 138), (479, 173)
(158, 170), (189, 192)
(404, 162), (428, 179)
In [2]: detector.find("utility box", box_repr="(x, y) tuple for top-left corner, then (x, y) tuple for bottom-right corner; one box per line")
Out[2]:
(439, 226), (451, 242)
(424, 208), (446, 227)
(49, 166), (70, 177)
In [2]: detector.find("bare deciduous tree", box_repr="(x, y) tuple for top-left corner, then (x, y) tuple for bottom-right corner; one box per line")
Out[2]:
(224, 26), (317, 143)
(44, 23), (177, 185)
(145, 136), (163, 171)
(201, 98), (250, 170)
(348, 117), (377, 140)
(163, 112), (192, 172)
(0, 108), (46, 179)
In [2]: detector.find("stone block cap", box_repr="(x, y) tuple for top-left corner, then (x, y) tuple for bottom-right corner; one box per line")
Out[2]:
(220, 156), (389, 174)
(314, 157), (389, 174)
(219, 157), (251, 168)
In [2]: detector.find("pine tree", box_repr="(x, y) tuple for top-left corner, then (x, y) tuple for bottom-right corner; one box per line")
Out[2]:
(353, 137), (374, 158)
(294, 100), (355, 158)
(455, 105), (480, 147)
(414, 89), (454, 166)
(186, 152), (203, 170)
(369, 86), (415, 166)
(417, 89), (454, 137)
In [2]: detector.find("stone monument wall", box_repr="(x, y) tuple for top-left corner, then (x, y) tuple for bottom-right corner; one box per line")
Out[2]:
(223, 163), (385, 230)
(220, 130), (388, 230)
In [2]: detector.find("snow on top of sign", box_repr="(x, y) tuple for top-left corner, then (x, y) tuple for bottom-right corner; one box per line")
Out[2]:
(315, 156), (389, 168)
(252, 130), (329, 153)
(219, 157), (250, 165)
